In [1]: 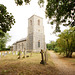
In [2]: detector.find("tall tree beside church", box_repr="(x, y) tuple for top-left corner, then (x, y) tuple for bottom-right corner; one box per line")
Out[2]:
(14, 0), (75, 32)
(0, 4), (15, 37)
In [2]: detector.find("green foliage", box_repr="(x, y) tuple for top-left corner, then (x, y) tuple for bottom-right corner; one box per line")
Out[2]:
(38, 0), (44, 7)
(5, 45), (11, 50)
(56, 27), (75, 57)
(0, 30), (5, 37)
(0, 33), (11, 50)
(46, 0), (75, 32)
(46, 41), (56, 50)
(14, 0), (45, 6)
(54, 47), (60, 52)
(18, 51), (21, 56)
(0, 4), (15, 37)
(18, 51), (21, 59)
(15, 0), (31, 5)
(14, 0), (74, 32)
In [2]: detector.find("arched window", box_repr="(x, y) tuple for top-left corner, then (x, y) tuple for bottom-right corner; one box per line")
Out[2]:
(38, 19), (40, 25)
(38, 40), (40, 47)
(30, 20), (32, 25)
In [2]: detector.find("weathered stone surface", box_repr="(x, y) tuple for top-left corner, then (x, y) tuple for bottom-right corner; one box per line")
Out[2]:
(27, 15), (46, 52)
(12, 15), (46, 52)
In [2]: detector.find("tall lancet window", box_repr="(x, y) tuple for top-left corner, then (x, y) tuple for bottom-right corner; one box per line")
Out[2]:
(38, 19), (40, 25)
(30, 20), (32, 25)
(38, 40), (40, 47)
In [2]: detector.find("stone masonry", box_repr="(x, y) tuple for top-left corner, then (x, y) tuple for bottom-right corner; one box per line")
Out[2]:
(12, 15), (46, 52)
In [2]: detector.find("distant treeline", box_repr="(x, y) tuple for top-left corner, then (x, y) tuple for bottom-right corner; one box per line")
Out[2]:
(0, 48), (10, 51)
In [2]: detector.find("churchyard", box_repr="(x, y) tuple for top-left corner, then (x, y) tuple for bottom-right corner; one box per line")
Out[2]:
(0, 50), (75, 75)
(0, 51), (59, 75)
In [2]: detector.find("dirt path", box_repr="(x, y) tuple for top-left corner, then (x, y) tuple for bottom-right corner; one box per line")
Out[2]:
(49, 51), (75, 75)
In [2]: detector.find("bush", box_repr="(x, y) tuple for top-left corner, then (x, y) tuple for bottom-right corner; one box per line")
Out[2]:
(54, 47), (60, 52)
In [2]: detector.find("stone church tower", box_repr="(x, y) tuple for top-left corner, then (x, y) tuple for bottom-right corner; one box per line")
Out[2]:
(27, 15), (46, 52)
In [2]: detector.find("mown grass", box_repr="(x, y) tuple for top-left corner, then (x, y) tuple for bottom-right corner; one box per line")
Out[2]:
(0, 51), (59, 75)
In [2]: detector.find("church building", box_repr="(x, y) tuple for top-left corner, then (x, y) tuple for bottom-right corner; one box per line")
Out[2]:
(12, 15), (46, 52)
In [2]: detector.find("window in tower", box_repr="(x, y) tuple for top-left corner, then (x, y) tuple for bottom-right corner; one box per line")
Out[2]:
(38, 40), (40, 47)
(30, 20), (32, 25)
(38, 19), (40, 25)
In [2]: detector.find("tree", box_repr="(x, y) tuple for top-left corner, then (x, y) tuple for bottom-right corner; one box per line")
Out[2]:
(0, 4), (15, 37)
(45, 0), (75, 31)
(14, 0), (74, 32)
(46, 41), (56, 50)
(56, 27), (75, 57)
(0, 33), (11, 50)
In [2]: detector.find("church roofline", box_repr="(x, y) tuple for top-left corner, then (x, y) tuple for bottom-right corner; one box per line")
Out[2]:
(16, 39), (26, 43)
(28, 15), (43, 19)
(17, 38), (26, 43)
(12, 38), (26, 45)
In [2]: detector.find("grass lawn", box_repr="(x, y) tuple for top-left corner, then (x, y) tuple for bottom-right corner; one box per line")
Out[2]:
(0, 51), (59, 75)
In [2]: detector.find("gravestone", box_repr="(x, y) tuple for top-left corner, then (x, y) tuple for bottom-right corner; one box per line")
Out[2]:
(14, 51), (16, 55)
(16, 51), (18, 55)
(2, 52), (4, 56)
(13, 52), (15, 55)
(44, 50), (48, 64)
(3, 52), (6, 56)
(22, 52), (23, 55)
(23, 49), (26, 58)
(4, 52), (6, 56)
(12, 51), (13, 54)
(30, 51), (33, 57)
(0, 52), (1, 57)
(18, 50), (21, 59)
(40, 50), (45, 64)
(6, 51), (8, 55)
(9, 51), (11, 54)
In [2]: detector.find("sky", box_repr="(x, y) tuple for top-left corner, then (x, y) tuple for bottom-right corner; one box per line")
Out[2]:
(0, 0), (69, 47)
